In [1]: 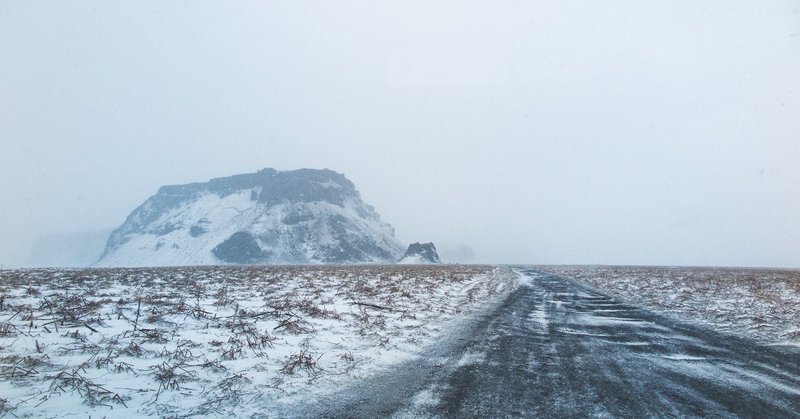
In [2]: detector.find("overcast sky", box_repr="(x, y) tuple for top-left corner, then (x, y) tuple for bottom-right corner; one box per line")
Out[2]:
(2, 0), (799, 267)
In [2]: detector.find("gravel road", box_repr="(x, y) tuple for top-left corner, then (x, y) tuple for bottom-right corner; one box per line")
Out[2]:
(303, 269), (800, 418)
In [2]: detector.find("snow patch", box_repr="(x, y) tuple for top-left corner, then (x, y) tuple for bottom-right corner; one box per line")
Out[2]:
(0, 265), (517, 417)
(457, 350), (486, 367)
(411, 388), (441, 407)
(528, 309), (549, 332)
(661, 354), (706, 361)
(537, 266), (800, 346)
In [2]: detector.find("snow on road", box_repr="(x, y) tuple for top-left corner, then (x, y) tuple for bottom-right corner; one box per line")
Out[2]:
(320, 269), (800, 418)
(537, 265), (800, 346)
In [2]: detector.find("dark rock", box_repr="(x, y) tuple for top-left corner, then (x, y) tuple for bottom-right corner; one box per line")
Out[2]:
(399, 242), (441, 264)
(189, 218), (210, 237)
(212, 232), (265, 264)
(153, 222), (181, 236)
(189, 225), (207, 237)
(257, 169), (358, 207)
(282, 207), (315, 225)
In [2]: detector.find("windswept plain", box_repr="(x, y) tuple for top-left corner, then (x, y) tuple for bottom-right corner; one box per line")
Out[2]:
(0, 265), (516, 416)
(1, 265), (798, 417)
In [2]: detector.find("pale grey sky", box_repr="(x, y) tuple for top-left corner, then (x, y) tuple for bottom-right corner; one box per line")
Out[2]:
(2, 1), (799, 267)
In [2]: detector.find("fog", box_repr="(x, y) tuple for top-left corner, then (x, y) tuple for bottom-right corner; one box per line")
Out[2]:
(2, 1), (799, 267)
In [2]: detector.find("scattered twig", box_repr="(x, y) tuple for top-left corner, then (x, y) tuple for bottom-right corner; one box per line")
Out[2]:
(133, 297), (141, 334)
(350, 301), (393, 311)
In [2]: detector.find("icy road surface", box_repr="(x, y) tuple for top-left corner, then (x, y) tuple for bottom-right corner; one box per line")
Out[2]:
(306, 269), (800, 418)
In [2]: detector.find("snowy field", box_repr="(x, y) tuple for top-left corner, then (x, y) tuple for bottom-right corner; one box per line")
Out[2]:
(536, 265), (800, 347)
(0, 265), (517, 417)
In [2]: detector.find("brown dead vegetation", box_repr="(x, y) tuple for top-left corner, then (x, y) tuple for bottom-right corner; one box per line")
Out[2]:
(0, 264), (513, 416)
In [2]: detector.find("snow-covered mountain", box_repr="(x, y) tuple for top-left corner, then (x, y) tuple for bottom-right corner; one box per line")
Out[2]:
(97, 168), (405, 267)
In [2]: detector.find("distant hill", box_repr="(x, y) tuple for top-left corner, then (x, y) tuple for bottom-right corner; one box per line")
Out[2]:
(97, 168), (404, 267)
(28, 229), (113, 267)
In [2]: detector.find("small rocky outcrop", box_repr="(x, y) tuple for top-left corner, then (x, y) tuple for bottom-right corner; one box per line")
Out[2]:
(398, 242), (441, 264)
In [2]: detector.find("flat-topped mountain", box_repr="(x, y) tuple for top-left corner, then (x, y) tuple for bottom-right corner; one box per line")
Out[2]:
(97, 168), (404, 266)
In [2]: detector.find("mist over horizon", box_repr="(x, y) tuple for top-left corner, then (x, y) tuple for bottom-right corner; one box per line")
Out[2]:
(2, 1), (799, 268)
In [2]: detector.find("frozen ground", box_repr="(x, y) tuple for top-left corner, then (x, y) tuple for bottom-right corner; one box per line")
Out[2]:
(535, 265), (800, 347)
(312, 269), (800, 417)
(0, 265), (517, 417)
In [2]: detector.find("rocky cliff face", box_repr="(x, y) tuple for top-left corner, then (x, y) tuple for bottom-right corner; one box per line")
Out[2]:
(97, 168), (404, 266)
(397, 242), (442, 264)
